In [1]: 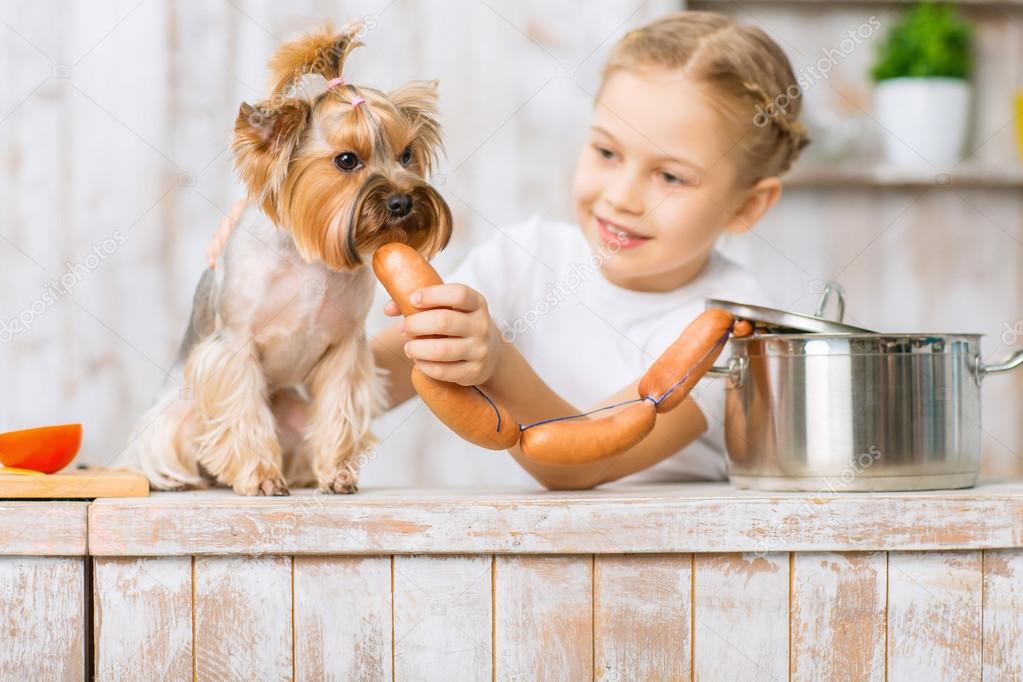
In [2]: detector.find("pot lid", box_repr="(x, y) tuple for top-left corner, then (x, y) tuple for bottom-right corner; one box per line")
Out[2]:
(706, 282), (875, 334)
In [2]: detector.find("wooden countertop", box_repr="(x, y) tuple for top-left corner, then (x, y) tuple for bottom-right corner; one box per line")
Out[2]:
(82, 480), (1023, 557)
(0, 501), (88, 556)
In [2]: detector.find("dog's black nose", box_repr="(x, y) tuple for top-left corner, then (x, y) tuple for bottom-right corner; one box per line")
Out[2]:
(385, 193), (413, 217)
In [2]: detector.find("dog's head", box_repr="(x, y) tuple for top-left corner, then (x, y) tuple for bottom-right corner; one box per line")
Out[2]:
(231, 22), (452, 271)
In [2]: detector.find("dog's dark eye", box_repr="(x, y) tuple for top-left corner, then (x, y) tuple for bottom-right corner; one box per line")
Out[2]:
(399, 145), (413, 167)
(334, 152), (362, 172)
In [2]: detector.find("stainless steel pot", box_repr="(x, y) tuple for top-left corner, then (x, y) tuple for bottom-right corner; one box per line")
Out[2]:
(706, 288), (1023, 492)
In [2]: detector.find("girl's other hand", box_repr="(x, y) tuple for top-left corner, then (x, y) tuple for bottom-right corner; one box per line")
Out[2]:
(384, 284), (503, 387)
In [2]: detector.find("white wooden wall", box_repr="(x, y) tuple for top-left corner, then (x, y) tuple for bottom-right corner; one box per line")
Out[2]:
(2, 0), (1022, 486)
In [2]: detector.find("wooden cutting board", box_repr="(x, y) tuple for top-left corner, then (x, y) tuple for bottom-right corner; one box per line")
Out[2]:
(0, 467), (149, 498)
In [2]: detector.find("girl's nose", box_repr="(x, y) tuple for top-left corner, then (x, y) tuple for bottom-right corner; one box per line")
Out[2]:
(605, 169), (644, 215)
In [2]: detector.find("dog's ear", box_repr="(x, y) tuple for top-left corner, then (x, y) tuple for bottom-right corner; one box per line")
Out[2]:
(231, 100), (310, 221)
(388, 79), (443, 174)
(267, 21), (365, 101)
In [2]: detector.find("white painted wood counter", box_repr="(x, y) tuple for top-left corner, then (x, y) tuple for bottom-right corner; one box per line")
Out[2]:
(5, 482), (1023, 680)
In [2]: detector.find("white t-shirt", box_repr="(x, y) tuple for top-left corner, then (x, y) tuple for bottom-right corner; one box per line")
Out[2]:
(440, 215), (774, 483)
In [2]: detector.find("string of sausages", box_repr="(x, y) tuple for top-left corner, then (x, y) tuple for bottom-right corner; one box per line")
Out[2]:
(373, 242), (752, 465)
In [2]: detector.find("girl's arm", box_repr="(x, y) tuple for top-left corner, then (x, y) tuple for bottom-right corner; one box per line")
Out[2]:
(481, 340), (710, 490)
(369, 320), (418, 410)
(380, 282), (710, 487)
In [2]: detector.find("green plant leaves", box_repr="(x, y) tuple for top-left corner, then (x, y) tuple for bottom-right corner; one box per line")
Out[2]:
(870, 2), (973, 81)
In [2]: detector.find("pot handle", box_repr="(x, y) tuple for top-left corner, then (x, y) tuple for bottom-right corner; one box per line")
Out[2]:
(705, 356), (747, 387)
(814, 281), (847, 322)
(978, 348), (1023, 379)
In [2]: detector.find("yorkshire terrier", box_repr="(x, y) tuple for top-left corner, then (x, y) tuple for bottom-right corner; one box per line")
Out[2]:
(119, 22), (452, 495)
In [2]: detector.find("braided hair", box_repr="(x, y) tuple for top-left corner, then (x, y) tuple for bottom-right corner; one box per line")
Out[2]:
(602, 12), (812, 183)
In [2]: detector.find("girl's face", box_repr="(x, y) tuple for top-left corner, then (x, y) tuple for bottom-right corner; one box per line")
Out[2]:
(572, 67), (753, 292)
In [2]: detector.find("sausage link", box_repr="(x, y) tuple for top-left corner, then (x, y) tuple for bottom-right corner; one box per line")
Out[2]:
(372, 242), (444, 333)
(519, 401), (657, 465)
(410, 367), (520, 449)
(372, 243), (744, 465)
(373, 243), (520, 449)
(638, 309), (738, 414)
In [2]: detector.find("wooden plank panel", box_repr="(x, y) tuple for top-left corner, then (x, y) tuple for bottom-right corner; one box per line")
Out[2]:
(194, 555), (292, 681)
(594, 553), (691, 681)
(0, 557), (85, 680)
(693, 552), (788, 680)
(0, 502), (88, 556)
(93, 557), (192, 681)
(887, 551), (982, 681)
(87, 482), (1023, 556)
(982, 549), (1023, 681)
(294, 555), (392, 681)
(494, 555), (592, 681)
(791, 551), (886, 681)
(392, 555), (492, 681)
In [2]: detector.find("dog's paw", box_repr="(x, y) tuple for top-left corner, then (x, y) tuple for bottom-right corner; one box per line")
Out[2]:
(258, 478), (291, 496)
(231, 474), (290, 496)
(320, 468), (359, 494)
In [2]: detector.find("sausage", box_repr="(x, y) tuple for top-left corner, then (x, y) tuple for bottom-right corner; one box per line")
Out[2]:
(410, 366), (520, 450)
(371, 242), (748, 465)
(519, 401), (657, 464)
(373, 243), (518, 449)
(638, 309), (741, 413)
(372, 242), (444, 339)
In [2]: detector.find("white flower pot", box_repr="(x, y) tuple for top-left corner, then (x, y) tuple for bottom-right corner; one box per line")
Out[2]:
(874, 77), (971, 167)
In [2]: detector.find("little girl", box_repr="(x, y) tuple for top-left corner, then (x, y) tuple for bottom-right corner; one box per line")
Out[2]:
(375, 11), (810, 489)
(211, 11), (811, 490)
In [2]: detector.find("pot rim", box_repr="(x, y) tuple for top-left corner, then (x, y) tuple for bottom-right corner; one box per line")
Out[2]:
(731, 332), (983, 341)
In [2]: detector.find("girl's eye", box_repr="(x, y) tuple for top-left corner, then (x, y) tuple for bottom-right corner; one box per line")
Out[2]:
(661, 171), (685, 185)
(334, 152), (362, 172)
(399, 145), (413, 166)
(595, 145), (616, 161)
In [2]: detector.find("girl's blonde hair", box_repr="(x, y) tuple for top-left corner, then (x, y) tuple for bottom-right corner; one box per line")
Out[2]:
(601, 11), (811, 184)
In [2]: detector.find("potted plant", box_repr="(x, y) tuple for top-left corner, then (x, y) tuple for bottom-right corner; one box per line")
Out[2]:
(870, 2), (974, 167)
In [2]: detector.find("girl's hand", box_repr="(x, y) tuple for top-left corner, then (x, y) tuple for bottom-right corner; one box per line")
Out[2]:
(383, 284), (503, 387)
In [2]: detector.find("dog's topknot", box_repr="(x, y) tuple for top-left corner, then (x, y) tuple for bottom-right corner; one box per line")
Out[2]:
(267, 21), (365, 101)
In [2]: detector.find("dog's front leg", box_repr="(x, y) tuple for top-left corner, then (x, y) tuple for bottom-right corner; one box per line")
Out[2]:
(184, 332), (289, 496)
(305, 334), (388, 493)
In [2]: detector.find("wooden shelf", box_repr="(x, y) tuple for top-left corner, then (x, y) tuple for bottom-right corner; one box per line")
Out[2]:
(785, 162), (1023, 188)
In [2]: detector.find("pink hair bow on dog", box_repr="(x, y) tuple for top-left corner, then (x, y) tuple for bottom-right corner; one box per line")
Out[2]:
(325, 76), (365, 108)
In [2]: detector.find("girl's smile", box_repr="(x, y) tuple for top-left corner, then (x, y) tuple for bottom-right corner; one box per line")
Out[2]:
(596, 215), (652, 249)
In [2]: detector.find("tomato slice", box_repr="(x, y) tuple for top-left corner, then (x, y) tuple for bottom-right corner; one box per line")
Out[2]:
(0, 424), (83, 474)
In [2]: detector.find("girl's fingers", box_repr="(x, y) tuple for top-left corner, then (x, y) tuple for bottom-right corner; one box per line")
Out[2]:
(402, 308), (474, 338)
(383, 299), (400, 316)
(412, 359), (477, 386)
(409, 283), (484, 313)
(405, 337), (479, 363)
